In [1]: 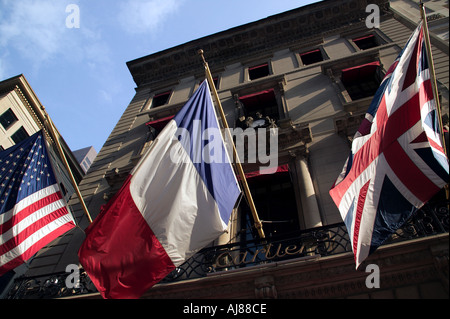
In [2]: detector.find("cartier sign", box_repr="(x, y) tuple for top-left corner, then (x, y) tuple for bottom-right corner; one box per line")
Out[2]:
(214, 242), (308, 268)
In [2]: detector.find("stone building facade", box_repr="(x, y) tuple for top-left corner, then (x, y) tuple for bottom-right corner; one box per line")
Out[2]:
(7, 0), (448, 299)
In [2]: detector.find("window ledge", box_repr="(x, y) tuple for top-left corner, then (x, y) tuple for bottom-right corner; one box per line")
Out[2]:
(342, 96), (373, 113)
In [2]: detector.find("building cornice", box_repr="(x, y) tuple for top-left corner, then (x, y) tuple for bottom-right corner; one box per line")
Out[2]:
(126, 0), (391, 88)
(0, 74), (84, 182)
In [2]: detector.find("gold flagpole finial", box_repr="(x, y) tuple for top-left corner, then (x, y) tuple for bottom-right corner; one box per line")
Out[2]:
(198, 49), (207, 65)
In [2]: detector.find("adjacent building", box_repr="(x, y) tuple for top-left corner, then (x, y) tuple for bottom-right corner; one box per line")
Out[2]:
(73, 146), (97, 174)
(6, 0), (449, 299)
(0, 74), (85, 298)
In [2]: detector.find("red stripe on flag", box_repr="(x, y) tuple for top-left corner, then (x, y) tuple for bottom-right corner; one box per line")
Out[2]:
(428, 138), (445, 154)
(0, 192), (63, 235)
(411, 131), (428, 144)
(402, 28), (422, 91)
(418, 79), (445, 153)
(329, 96), (389, 207)
(384, 140), (440, 202)
(419, 79), (434, 109)
(0, 220), (75, 276)
(0, 206), (71, 256)
(353, 180), (370, 262)
(330, 87), (427, 208)
(382, 94), (421, 148)
(78, 176), (176, 299)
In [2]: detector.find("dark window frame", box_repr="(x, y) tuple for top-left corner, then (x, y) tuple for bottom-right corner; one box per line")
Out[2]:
(0, 108), (18, 130)
(352, 34), (379, 50)
(299, 49), (324, 66)
(240, 167), (300, 241)
(248, 63), (271, 80)
(341, 61), (382, 101)
(236, 89), (280, 129)
(11, 126), (29, 144)
(151, 91), (172, 108)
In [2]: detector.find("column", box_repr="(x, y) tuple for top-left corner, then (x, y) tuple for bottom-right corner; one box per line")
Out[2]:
(296, 157), (322, 229)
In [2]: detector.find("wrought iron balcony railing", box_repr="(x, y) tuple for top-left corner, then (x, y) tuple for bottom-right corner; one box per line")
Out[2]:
(5, 198), (448, 299)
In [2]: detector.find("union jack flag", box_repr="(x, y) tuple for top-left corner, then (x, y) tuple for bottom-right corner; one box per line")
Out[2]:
(329, 23), (449, 268)
(0, 131), (76, 276)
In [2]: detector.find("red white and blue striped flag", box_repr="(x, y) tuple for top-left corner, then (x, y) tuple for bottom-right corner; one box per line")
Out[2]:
(78, 80), (241, 299)
(0, 131), (76, 276)
(329, 23), (449, 268)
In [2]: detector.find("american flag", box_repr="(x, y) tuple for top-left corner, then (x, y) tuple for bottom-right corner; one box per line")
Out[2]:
(0, 131), (76, 276)
(329, 23), (449, 268)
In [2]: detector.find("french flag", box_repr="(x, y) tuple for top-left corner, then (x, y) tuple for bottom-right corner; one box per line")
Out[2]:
(78, 80), (241, 299)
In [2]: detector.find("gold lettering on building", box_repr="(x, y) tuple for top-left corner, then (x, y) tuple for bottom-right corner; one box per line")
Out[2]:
(214, 243), (306, 268)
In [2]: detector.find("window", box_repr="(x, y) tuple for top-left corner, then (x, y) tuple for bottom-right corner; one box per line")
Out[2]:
(352, 34), (378, 50)
(299, 49), (324, 65)
(341, 61), (381, 100)
(248, 63), (270, 80)
(240, 165), (299, 241)
(236, 89), (279, 129)
(212, 77), (219, 89)
(81, 157), (92, 173)
(151, 91), (171, 108)
(146, 115), (174, 137)
(0, 109), (18, 130)
(84, 157), (92, 167)
(11, 127), (29, 144)
(60, 183), (67, 196)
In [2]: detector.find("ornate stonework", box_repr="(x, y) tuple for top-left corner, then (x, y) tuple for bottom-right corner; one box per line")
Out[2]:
(127, 0), (391, 87)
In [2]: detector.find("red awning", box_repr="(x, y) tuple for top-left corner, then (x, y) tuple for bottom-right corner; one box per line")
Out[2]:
(238, 164), (289, 181)
(153, 91), (171, 98)
(352, 34), (375, 42)
(248, 63), (269, 71)
(145, 115), (174, 131)
(300, 49), (320, 57)
(341, 61), (380, 84)
(239, 89), (276, 109)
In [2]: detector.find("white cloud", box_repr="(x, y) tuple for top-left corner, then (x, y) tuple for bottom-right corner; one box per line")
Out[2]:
(0, 0), (110, 71)
(0, 55), (7, 80)
(98, 89), (113, 103)
(0, 1), (67, 63)
(118, 0), (183, 35)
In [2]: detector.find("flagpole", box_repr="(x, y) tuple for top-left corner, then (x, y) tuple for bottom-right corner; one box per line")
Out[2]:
(41, 106), (93, 223)
(198, 50), (265, 240)
(419, 2), (449, 200)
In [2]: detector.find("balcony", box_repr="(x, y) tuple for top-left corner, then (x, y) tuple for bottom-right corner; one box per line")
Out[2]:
(5, 198), (448, 299)
(163, 197), (448, 283)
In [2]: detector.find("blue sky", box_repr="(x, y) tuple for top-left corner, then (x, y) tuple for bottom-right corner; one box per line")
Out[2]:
(0, 0), (319, 152)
